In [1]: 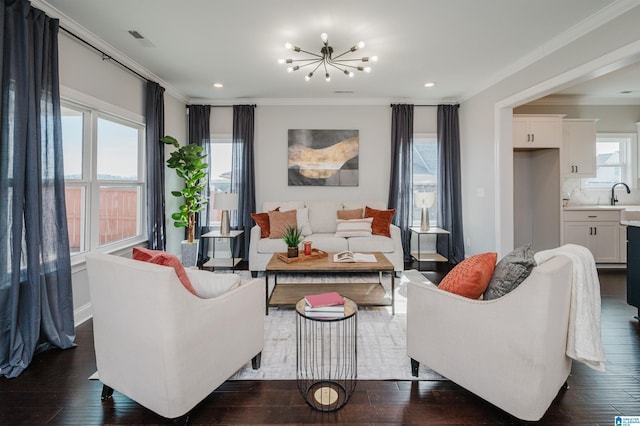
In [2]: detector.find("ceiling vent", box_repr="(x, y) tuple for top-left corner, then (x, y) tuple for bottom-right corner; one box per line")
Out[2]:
(334, 90), (354, 94)
(128, 30), (156, 47)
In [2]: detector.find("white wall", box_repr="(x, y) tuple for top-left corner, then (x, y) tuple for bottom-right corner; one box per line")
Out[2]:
(461, 4), (640, 257)
(211, 105), (437, 210)
(59, 31), (187, 324)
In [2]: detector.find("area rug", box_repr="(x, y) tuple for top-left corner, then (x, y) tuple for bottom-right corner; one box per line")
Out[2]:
(90, 270), (446, 381)
(230, 269), (445, 380)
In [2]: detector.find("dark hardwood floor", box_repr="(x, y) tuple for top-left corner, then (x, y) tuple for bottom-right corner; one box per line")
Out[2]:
(1, 266), (639, 425)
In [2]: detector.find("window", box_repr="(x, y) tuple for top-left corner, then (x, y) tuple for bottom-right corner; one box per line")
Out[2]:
(62, 102), (145, 256)
(583, 134), (635, 188)
(412, 135), (438, 226)
(208, 137), (233, 225)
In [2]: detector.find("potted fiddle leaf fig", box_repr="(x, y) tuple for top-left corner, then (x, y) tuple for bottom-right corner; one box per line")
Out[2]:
(161, 135), (208, 266)
(282, 225), (303, 258)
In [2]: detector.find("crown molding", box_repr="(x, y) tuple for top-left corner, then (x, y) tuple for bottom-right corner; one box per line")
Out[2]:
(527, 94), (640, 106)
(186, 97), (459, 107)
(460, 0), (640, 103)
(33, 0), (188, 104)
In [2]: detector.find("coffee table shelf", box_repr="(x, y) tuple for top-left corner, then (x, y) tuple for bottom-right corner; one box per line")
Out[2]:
(265, 251), (395, 315)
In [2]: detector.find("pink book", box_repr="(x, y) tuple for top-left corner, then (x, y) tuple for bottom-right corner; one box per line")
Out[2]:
(304, 292), (345, 308)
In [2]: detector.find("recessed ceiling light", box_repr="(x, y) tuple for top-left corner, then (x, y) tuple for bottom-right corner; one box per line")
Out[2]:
(212, 83), (223, 88)
(424, 82), (435, 88)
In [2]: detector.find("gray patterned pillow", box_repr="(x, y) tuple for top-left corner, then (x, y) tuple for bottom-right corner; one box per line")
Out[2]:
(483, 245), (536, 300)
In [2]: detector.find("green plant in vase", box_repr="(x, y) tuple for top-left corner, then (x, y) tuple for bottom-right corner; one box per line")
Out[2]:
(282, 225), (303, 258)
(161, 135), (208, 266)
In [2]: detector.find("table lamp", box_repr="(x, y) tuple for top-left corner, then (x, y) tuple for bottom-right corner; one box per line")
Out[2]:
(214, 192), (238, 235)
(414, 192), (435, 231)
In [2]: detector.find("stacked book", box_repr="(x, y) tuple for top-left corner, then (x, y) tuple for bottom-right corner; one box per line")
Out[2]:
(303, 292), (345, 318)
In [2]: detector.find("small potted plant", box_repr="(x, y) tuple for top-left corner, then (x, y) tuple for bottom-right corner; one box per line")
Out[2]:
(282, 225), (303, 258)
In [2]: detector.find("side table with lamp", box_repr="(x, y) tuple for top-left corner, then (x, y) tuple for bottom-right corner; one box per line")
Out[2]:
(411, 192), (449, 270)
(201, 192), (243, 271)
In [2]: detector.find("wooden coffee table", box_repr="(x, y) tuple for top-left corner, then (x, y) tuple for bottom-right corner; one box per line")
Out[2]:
(264, 251), (395, 315)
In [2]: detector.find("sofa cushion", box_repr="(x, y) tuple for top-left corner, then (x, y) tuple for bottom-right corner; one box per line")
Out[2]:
(347, 234), (396, 253)
(438, 252), (497, 299)
(483, 245), (537, 300)
(337, 208), (363, 220)
(304, 233), (349, 252)
(365, 206), (396, 237)
(257, 237), (289, 254)
(268, 209), (298, 239)
(186, 269), (241, 299)
(132, 247), (197, 296)
(306, 201), (342, 233)
(335, 218), (373, 238)
(251, 208), (279, 238)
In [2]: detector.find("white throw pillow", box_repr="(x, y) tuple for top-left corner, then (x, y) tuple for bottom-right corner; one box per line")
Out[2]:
(284, 207), (312, 236)
(334, 218), (373, 238)
(186, 270), (241, 299)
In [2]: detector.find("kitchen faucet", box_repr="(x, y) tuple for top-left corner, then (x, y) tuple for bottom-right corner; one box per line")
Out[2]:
(611, 182), (631, 205)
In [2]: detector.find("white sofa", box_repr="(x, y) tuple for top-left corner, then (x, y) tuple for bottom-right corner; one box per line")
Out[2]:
(248, 200), (404, 275)
(407, 255), (573, 421)
(86, 253), (264, 421)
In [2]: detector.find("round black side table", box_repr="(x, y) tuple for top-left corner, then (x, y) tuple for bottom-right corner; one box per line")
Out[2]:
(295, 296), (357, 411)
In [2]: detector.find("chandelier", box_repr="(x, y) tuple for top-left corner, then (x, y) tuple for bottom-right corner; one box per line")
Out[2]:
(279, 33), (378, 82)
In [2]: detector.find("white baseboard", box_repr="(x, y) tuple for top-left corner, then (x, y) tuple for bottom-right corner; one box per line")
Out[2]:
(74, 302), (93, 327)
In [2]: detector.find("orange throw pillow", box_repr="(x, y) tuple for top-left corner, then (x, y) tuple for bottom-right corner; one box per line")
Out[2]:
(438, 252), (498, 299)
(364, 206), (396, 237)
(337, 208), (363, 220)
(268, 209), (298, 239)
(251, 207), (280, 238)
(132, 247), (197, 296)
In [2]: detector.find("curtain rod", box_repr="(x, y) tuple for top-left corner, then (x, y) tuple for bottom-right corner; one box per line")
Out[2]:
(185, 105), (257, 108)
(59, 26), (148, 82)
(390, 104), (438, 107)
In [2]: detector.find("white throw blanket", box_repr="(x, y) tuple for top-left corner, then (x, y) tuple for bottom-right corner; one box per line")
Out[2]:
(534, 244), (606, 372)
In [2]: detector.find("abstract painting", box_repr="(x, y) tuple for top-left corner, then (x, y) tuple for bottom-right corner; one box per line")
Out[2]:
(288, 129), (359, 186)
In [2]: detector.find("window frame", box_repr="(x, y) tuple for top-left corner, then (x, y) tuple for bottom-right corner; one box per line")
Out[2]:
(582, 132), (637, 189)
(207, 135), (233, 227)
(412, 133), (438, 227)
(61, 97), (147, 265)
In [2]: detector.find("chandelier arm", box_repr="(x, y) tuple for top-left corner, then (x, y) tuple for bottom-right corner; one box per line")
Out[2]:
(310, 61), (323, 74)
(296, 60), (323, 69)
(331, 49), (357, 60)
(332, 58), (367, 63)
(295, 49), (323, 58)
(329, 62), (361, 71)
(327, 62), (349, 73)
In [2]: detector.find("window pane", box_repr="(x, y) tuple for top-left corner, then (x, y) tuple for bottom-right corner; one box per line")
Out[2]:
(99, 186), (140, 246)
(412, 138), (438, 225)
(208, 140), (232, 224)
(65, 186), (85, 254)
(61, 106), (83, 179)
(97, 118), (139, 180)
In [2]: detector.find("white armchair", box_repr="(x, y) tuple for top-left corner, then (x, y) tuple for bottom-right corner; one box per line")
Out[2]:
(86, 253), (264, 422)
(407, 255), (573, 421)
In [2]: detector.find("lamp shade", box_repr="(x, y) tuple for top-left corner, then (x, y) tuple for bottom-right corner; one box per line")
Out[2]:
(213, 192), (238, 210)
(414, 192), (435, 209)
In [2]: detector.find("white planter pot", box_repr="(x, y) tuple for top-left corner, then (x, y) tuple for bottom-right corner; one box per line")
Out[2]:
(181, 239), (199, 267)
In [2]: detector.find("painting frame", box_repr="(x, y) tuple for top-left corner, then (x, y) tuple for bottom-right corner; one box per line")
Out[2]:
(287, 129), (359, 186)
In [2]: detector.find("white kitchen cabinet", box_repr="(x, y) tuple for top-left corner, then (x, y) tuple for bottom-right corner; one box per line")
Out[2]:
(513, 114), (564, 148)
(563, 119), (597, 177)
(562, 209), (622, 263)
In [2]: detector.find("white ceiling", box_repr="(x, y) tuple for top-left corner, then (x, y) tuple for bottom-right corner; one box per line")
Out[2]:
(39, 0), (640, 104)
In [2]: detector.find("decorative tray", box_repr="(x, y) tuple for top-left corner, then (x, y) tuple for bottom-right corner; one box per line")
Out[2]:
(276, 249), (328, 264)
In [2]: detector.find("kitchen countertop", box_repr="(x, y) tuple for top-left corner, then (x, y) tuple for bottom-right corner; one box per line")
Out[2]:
(622, 220), (640, 227)
(563, 205), (625, 211)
